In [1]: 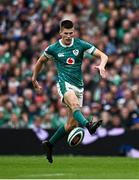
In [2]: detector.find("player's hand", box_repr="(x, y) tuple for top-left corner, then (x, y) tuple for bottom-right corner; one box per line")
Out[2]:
(93, 65), (107, 78)
(32, 78), (43, 93)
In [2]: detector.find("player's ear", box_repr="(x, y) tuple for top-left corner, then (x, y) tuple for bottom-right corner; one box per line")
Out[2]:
(59, 26), (64, 36)
(59, 30), (62, 36)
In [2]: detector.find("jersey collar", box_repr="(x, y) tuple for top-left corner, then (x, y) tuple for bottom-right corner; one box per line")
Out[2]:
(59, 38), (74, 47)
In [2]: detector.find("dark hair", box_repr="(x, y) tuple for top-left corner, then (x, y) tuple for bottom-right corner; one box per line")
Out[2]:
(60, 20), (74, 29)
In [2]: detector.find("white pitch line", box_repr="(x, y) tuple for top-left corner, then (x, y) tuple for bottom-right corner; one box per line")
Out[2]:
(18, 173), (72, 178)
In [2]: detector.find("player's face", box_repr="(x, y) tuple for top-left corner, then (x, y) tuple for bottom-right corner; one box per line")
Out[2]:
(60, 28), (74, 45)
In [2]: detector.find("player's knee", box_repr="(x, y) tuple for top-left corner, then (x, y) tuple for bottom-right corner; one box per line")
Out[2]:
(70, 102), (80, 112)
(65, 121), (78, 131)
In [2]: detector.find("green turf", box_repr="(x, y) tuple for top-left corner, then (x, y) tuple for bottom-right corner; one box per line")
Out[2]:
(0, 156), (138, 179)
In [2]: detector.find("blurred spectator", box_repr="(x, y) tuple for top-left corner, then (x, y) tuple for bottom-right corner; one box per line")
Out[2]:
(82, 105), (91, 120)
(51, 106), (68, 128)
(110, 114), (122, 128)
(28, 115), (49, 141)
(42, 112), (53, 129)
(62, 4), (77, 22)
(100, 111), (111, 128)
(6, 112), (27, 128)
(130, 111), (139, 130)
(0, 106), (9, 127)
(117, 19), (131, 41)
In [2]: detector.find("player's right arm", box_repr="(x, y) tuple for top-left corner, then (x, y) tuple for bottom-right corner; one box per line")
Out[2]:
(32, 55), (48, 93)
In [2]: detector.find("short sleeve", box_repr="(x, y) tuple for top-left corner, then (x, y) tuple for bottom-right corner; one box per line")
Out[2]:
(43, 46), (54, 59)
(81, 40), (96, 55)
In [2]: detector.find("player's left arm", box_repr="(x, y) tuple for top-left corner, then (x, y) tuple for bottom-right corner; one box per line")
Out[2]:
(92, 48), (108, 78)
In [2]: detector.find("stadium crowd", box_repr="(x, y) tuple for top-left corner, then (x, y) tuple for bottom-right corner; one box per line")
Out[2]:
(0, 0), (139, 130)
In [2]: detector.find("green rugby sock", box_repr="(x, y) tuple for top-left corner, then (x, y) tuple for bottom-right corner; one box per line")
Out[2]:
(49, 125), (67, 145)
(73, 109), (88, 127)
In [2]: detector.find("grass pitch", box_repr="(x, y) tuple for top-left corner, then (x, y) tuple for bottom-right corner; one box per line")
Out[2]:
(0, 156), (138, 179)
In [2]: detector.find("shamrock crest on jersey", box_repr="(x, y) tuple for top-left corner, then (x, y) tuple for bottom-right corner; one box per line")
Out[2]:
(73, 49), (79, 56)
(66, 58), (75, 64)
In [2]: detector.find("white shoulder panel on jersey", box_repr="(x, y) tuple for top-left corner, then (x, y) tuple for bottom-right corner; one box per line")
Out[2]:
(44, 46), (54, 59)
(84, 46), (96, 54)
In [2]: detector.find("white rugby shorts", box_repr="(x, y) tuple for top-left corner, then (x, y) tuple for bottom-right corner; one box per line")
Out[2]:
(57, 81), (84, 107)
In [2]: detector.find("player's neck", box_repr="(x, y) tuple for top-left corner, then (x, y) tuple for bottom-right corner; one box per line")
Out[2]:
(59, 38), (74, 47)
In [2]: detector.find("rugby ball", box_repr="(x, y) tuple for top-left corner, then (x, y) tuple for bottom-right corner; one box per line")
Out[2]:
(67, 127), (84, 147)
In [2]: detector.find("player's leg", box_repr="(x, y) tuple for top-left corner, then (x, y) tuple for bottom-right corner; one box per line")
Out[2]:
(46, 106), (78, 145)
(64, 90), (103, 134)
(48, 107), (78, 145)
(42, 84), (77, 163)
(64, 90), (88, 127)
(65, 107), (78, 131)
(42, 107), (77, 163)
(42, 124), (67, 163)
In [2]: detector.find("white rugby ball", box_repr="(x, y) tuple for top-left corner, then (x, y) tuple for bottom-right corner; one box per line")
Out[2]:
(67, 127), (84, 147)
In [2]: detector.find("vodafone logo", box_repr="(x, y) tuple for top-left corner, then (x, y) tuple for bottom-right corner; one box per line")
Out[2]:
(66, 58), (75, 64)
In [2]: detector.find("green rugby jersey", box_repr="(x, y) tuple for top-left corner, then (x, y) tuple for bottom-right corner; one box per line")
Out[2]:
(43, 38), (96, 88)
